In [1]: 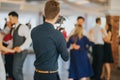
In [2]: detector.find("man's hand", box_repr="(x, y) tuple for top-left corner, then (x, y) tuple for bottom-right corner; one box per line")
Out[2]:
(71, 43), (80, 50)
(1, 49), (15, 54)
(89, 30), (94, 42)
(14, 47), (22, 53)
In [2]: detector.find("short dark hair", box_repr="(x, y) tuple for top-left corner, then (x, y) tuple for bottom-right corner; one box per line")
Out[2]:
(77, 16), (85, 21)
(96, 17), (101, 23)
(8, 11), (19, 18)
(45, 0), (60, 20)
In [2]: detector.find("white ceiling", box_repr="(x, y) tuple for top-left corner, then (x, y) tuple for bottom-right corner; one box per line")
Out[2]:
(0, 0), (120, 16)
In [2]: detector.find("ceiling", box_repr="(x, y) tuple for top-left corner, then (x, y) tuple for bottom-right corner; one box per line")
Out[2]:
(0, 0), (120, 16)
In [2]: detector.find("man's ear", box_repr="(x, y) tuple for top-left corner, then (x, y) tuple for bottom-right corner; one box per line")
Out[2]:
(56, 13), (60, 19)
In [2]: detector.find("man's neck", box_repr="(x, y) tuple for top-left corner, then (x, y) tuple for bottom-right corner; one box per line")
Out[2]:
(45, 19), (55, 25)
(97, 23), (101, 26)
(14, 20), (18, 25)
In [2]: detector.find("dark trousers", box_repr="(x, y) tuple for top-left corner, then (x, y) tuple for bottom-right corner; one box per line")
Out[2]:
(34, 72), (60, 80)
(5, 54), (14, 79)
(92, 45), (104, 80)
(13, 51), (27, 80)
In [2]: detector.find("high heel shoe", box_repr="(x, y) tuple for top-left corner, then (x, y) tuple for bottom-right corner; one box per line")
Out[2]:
(100, 75), (105, 80)
(101, 77), (105, 80)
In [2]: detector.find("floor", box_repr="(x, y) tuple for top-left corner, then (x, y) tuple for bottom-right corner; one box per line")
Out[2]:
(111, 68), (120, 80)
(23, 54), (120, 80)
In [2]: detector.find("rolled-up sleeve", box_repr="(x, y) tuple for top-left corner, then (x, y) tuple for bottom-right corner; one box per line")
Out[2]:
(18, 25), (32, 50)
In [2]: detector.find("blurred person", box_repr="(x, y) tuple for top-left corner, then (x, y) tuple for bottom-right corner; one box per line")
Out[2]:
(68, 16), (89, 54)
(0, 19), (12, 38)
(1, 18), (15, 80)
(91, 18), (107, 80)
(67, 24), (94, 80)
(69, 16), (87, 37)
(8, 11), (31, 80)
(31, 0), (69, 80)
(101, 23), (113, 80)
(0, 33), (15, 80)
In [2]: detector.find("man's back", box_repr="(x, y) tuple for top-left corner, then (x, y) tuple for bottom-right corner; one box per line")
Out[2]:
(31, 22), (69, 71)
(92, 25), (104, 44)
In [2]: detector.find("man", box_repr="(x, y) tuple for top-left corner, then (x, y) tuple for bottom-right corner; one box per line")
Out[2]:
(68, 16), (88, 50)
(91, 18), (107, 80)
(8, 11), (31, 80)
(76, 16), (85, 26)
(69, 16), (87, 36)
(31, 0), (69, 80)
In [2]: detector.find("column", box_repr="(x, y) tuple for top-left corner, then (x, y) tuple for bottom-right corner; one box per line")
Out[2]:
(106, 16), (119, 67)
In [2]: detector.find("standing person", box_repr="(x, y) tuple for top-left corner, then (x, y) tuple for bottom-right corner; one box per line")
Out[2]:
(91, 18), (107, 80)
(101, 23), (113, 80)
(69, 16), (89, 51)
(69, 16), (87, 36)
(8, 11), (31, 80)
(2, 20), (15, 80)
(31, 0), (69, 80)
(68, 16), (85, 50)
(0, 33), (15, 80)
(67, 24), (94, 80)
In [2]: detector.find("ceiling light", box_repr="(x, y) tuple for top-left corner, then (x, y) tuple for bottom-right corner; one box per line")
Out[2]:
(68, 0), (90, 4)
(75, 0), (90, 5)
(98, 0), (106, 2)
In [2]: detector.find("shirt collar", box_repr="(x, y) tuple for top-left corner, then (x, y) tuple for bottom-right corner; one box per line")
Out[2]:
(13, 22), (20, 29)
(96, 24), (101, 27)
(44, 22), (55, 29)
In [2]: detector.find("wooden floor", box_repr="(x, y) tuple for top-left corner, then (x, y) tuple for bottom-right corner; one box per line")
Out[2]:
(23, 54), (120, 80)
(111, 68), (120, 80)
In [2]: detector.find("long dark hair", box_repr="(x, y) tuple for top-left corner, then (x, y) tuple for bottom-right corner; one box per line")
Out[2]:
(107, 23), (112, 32)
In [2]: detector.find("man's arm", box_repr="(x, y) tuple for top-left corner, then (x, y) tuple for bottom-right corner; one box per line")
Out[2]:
(56, 32), (69, 61)
(0, 34), (15, 53)
(15, 25), (32, 52)
(101, 28), (108, 41)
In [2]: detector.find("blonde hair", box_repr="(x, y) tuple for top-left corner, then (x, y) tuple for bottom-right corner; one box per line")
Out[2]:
(72, 24), (83, 41)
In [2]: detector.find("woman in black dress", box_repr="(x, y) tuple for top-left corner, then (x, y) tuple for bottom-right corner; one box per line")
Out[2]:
(101, 23), (113, 80)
